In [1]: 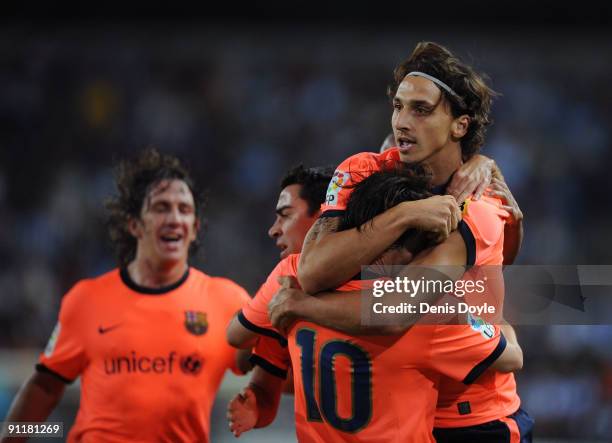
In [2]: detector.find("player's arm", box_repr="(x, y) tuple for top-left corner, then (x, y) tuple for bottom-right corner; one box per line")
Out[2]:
(227, 313), (259, 349)
(235, 349), (254, 374)
(445, 155), (524, 266)
(297, 196), (461, 294)
(249, 368), (283, 427)
(226, 264), (289, 349)
(0, 371), (66, 443)
(271, 231), (468, 335)
(227, 366), (284, 437)
(487, 166), (524, 265)
(490, 323), (523, 372)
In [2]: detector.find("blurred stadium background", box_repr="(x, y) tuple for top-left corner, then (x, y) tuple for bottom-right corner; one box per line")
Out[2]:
(1, 13), (611, 442)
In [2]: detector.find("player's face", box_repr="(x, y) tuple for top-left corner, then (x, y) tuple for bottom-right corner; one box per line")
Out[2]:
(132, 179), (198, 267)
(391, 76), (457, 165)
(268, 184), (318, 259)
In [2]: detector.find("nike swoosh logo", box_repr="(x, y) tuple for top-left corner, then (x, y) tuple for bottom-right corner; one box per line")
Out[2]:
(98, 324), (122, 334)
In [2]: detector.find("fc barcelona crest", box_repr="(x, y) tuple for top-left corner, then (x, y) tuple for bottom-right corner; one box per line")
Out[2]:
(184, 311), (208, 336)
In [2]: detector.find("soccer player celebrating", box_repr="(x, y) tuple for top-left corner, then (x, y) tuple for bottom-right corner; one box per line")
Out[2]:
(226, 143), (514, 438)
(225, 165), (335, 435)
(270, 42), (532, 441)
(1, 150), (250, 443)
(229, 167), (524, 442)
(228, 155), (506, 350)
(297, 41), (522, 297)
(227, 165), (334, 349)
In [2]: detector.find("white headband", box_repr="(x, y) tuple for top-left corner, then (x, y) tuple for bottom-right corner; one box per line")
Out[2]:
(406, 71), (464, 106)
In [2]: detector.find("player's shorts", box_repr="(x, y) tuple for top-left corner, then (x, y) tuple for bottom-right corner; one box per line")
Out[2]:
(433, 407), (534, 443)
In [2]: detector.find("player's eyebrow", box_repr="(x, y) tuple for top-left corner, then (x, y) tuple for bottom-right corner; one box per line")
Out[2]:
(276, 205), (292, 215)
(394, 97), (437, 107)
(410, 99), (436, 107)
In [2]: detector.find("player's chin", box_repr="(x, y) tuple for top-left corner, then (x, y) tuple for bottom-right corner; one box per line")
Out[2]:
(157, 248), (189, 265)
(398, 150), (425, 164)
(279, 245), (292, 259)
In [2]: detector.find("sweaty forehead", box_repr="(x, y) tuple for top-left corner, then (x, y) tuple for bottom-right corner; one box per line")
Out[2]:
(396, 75), (443, 103)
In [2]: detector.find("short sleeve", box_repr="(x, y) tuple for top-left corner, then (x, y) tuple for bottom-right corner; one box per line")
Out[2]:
(37, 282), (89, 383)
(240, 275), (277, 331)
(461, 197), (508, 265)
(213, 279), (252, 375)
(239, 256), (297, 345)
(249, 336), (291, 379)
(216, 278), (251, 314)
(322, 152), (380, 215)
(427, 321), (506, 385)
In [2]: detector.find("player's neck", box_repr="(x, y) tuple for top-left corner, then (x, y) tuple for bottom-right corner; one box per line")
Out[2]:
(423, 144), (462, 186)
(127, 258), (188, 289)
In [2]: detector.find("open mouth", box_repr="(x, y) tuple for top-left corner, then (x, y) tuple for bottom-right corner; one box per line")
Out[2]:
(278, 243), (288, 256)
(397, 136), (417, 151)
(160, 234), (183, 244)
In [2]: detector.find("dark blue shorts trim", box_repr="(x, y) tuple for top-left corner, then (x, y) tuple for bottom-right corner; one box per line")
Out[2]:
(433, 407), (534, 443)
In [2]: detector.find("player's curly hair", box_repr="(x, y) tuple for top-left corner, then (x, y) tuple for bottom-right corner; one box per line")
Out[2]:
(105, 148), (204, 267)
(388, 42), (499, 160)
(280, 165), (335, 215)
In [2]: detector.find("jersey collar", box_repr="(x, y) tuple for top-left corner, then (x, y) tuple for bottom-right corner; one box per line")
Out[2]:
(120, 267), (190, 295)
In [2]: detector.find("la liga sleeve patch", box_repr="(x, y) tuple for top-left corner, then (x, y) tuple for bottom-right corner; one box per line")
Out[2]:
(325, 170), (350, 207)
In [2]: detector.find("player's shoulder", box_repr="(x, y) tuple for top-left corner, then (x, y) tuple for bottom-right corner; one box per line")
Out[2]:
(279, 253), (300, 274)
(464, 195), (505, 213)
(69, 268), (120, 293)
(192, 268), (249, 300)
(462, 196), (507, 245)
(266, 254), (300, 280)
(61, 268), (121, 308)
(336, 148), (399, 172)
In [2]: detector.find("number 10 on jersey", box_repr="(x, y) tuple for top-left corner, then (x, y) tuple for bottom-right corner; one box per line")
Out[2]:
(296, 328), (373, 433)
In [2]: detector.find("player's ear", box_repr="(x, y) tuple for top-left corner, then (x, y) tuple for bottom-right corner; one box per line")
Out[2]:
(127, 217), (143, 239)
(451, 114), (471, 140)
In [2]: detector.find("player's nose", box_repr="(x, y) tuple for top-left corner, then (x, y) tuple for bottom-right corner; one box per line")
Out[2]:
(166, 207), (182, 225)
(268, 219), (282, 239)
(393, 109), (414, 133)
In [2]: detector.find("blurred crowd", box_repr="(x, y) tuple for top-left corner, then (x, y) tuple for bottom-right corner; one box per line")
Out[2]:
(0, 24), (611, 439)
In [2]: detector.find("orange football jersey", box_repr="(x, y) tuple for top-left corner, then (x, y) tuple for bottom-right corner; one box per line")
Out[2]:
(321, 148), (520, 428)
(38, 267), (249, 443)
(249, 255), (507, 443)
(435, 196), (520, 427)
